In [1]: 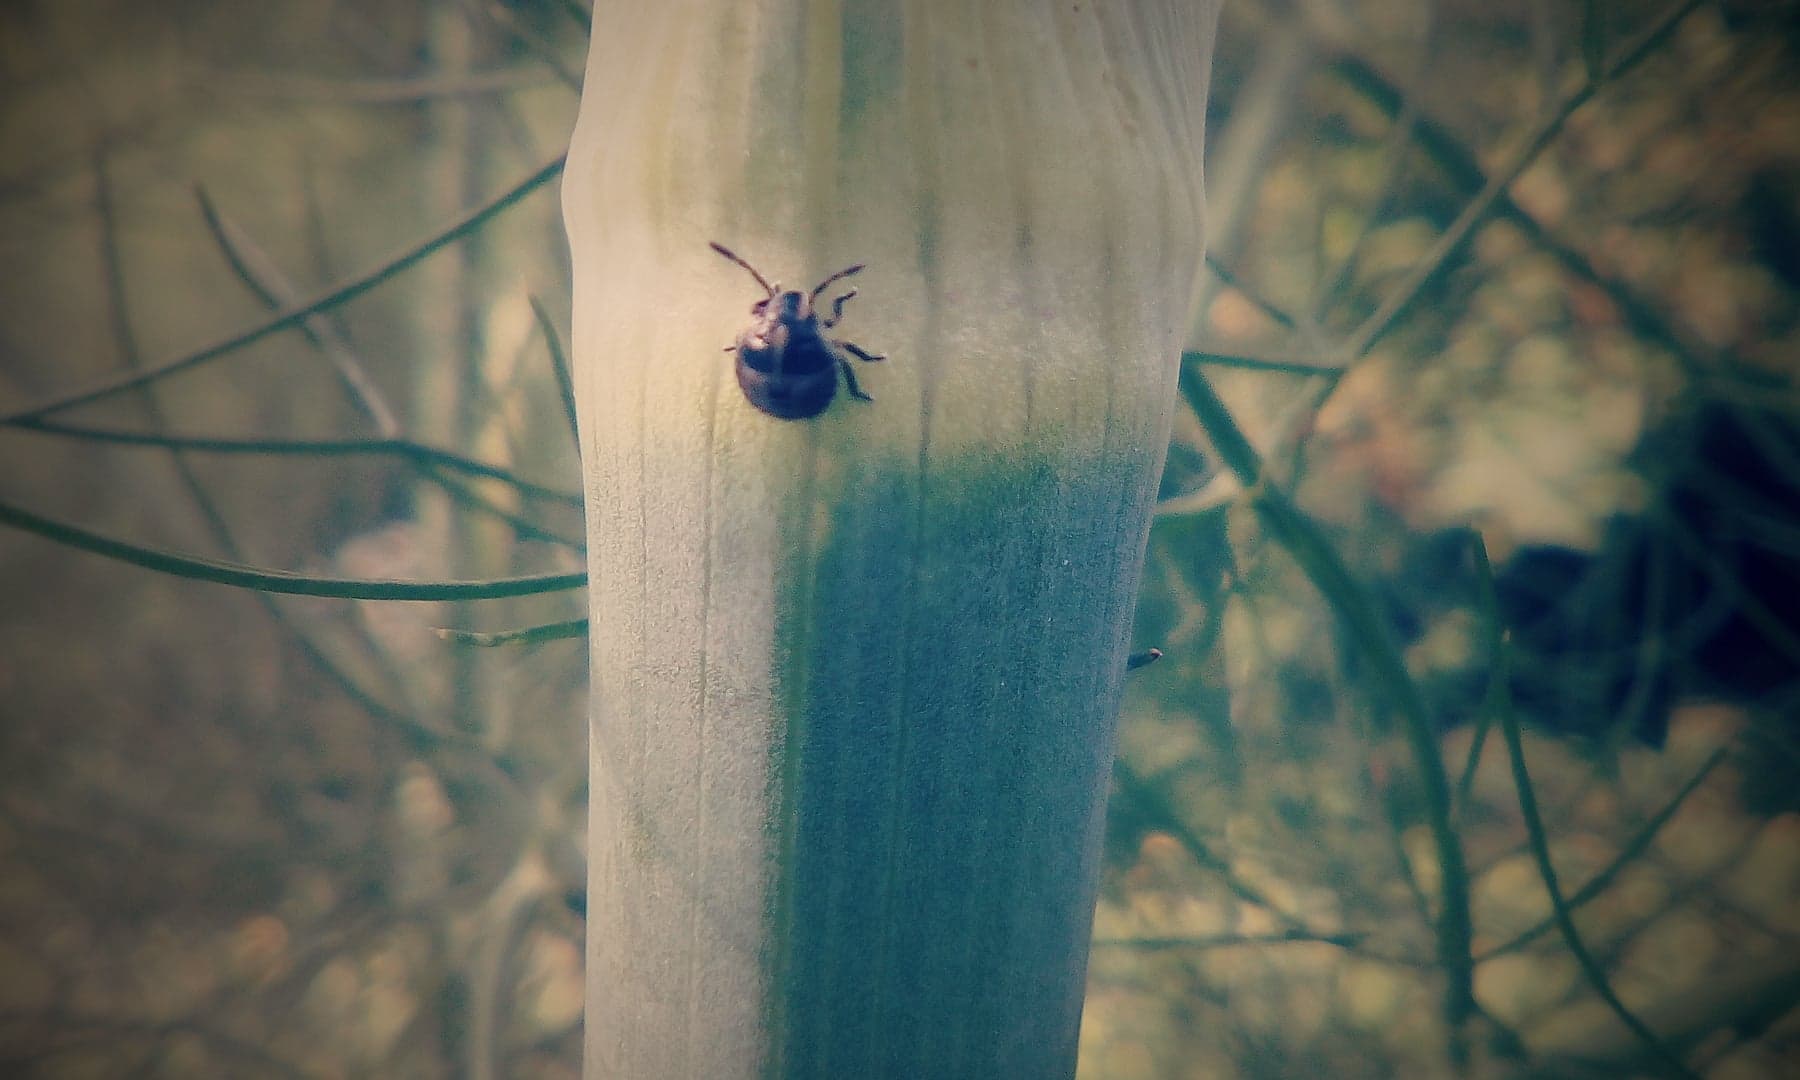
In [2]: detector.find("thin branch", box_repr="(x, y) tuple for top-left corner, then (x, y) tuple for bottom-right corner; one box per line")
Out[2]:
(9, 421), (581, 506)
(0, 497), (584, 600)
(423, 462), (582, 548)
(1491, 584), (1700, 1078)
(1450, 713), (1498, 826)
(1, 154), (565, 424)
(193, 188), (580, 548)
(1091, 928), (1367, 951)
(1309, 11), (1437, 323)
(530, 295), (581, 451)
(1581, 0), (1609, 85)
(190, 185), (579, 551)
(436, 618), (587, 647)
(1453, 532), (1505, 820)
(1326, 29), (1730, 393)
(1203, 252), (1301, 331)
(457, 0), (582, 90)
(1655, 506), (1800, 671)
(90, 147), (428, 740)
(193, 184), (400, 436)
(1182, 367), (1476, 1056)
(1111, 759), (1316, 936)
(208, 66), (555, 104)
(1341, 0), (1709, 364)
(1183, 348), (1342, 379)
(1476, 742), (1727, 963)
(1368, 741), (1439, 930)
(553, 0), (592, 33)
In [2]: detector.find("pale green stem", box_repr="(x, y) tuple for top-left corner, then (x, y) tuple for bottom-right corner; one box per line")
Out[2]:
(563, 4), (1218, 1076)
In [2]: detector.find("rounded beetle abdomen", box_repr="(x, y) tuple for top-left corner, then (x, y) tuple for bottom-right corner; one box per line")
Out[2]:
(736, 353), (839, 419)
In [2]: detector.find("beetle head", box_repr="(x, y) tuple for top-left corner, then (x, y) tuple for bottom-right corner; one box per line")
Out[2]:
(774, 291), (806, 321)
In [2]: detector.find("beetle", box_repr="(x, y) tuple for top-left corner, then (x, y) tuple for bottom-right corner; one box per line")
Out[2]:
(710, 241), (885, 420)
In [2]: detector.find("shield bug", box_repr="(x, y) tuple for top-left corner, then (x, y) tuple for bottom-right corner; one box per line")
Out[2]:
(710, 241), (886, 420)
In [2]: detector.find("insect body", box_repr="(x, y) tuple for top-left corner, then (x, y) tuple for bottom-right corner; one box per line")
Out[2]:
(710, 241), (885, 420)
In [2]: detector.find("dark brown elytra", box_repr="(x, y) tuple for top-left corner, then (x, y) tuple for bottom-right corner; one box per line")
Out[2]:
(710, 241), (886, 420)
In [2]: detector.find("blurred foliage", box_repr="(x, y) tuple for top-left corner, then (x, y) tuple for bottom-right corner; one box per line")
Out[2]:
(1, 1), (588, 1075)
(1, 1), (1797, 1077)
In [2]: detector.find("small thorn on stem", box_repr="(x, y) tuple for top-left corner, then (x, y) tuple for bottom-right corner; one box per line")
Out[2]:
(1127, 648), (1164, 671)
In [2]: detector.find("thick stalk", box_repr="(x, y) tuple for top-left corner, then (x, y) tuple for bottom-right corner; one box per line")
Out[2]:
(563, 3), (1218, 1076)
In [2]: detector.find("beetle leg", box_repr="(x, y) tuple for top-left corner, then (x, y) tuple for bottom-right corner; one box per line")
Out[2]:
(835, 339), (886, 363)
(808, 263), (865, 307)
(838, 358), (874, 402)
(820, 288), (858, 329)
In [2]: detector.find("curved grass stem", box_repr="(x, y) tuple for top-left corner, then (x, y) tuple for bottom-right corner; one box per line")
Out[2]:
(2, 155), (565, 424)
(1494, 653), (1700, 1079)
(0, 497), (583, 600)
(1183, 367), (1476, 1062)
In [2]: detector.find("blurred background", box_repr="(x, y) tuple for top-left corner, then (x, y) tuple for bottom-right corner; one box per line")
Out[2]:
(1, 1), (1796, 1076)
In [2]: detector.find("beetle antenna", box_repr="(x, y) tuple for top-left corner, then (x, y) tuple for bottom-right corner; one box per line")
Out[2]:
(809, 263), (865, 306)
(710, 242), (776, 297)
